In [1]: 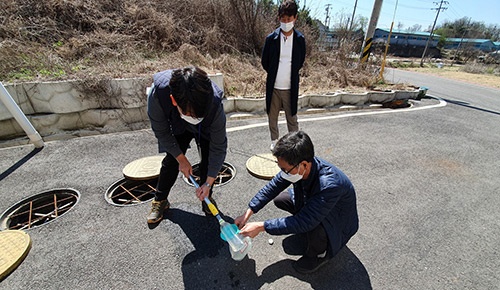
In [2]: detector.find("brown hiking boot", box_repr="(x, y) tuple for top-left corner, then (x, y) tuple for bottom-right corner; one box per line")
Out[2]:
(147, 199), (170, 224)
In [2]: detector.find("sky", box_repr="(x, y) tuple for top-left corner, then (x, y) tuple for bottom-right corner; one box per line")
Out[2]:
(306, 0), (500, 31)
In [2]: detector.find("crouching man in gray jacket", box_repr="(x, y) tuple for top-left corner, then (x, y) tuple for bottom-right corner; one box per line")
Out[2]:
(235, 131), (358, 274)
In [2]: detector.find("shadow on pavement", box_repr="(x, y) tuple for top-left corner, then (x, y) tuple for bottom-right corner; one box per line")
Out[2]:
(180, 246), (371, 289)
(0, 147), (43, 182)
(164, 208), (225, 262)
(168, 205), (371, 289)
(257, 246), (372, 290)
(443, 98), (500, 115)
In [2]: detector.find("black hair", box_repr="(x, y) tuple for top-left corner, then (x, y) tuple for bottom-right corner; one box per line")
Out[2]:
(272, 131), (314, 165)
(169, 66), (213, 118)
(278, 0), (298, 17)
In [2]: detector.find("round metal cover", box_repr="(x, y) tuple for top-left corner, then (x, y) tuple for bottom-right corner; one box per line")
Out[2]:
(246, 153), (280, 180)
(0, 189), (80, 231)
(122, 155), (164, 180)
(183, 162), (236, 187)
(105, 178), (158, 206)
(0, 230), (32, 280)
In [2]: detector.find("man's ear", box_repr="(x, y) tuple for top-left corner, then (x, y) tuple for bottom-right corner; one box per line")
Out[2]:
(169, 94), (177, 106)
(300, 160), (308, 171)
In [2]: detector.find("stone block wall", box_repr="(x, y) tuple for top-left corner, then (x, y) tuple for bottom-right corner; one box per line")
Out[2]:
(0, 73), (419, 145)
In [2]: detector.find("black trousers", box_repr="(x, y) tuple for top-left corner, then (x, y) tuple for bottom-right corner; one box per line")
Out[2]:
(273, 190), (328, 257)
(155, 130), (212, 201)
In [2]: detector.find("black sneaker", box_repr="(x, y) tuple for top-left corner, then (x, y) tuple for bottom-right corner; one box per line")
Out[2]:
(147, 199), (170, 224)
(292, 255), (330, 274)
(202, 197), (218, 216)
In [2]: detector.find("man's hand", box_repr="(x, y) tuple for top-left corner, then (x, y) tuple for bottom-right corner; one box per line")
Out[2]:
(195, 177), (214, 201)
(176, 154), (192, 178)
(239, 222), (265, 239)
(235, 208), (254, 229)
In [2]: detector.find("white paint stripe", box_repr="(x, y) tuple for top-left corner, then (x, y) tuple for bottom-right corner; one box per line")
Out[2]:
(227, 97), (447, 133)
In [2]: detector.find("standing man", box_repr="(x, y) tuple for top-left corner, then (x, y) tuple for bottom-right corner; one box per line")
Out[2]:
(147, 66), (227, 224)
(262, 0), (306, 150)
(235, 131), (359, 274)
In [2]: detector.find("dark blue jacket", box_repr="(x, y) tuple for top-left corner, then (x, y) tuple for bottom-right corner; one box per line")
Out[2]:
(261, 28), (306, 116)
(147, 69), (227, 178)
(249, 157), (359, 257)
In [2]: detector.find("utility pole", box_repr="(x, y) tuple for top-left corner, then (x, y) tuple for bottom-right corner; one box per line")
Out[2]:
(349, 0), (359, 32)
(360, 0), (383, 63)
(379, 0), (398, 80)
(419, 0), (448, 67)
(325, 4), (332, 29)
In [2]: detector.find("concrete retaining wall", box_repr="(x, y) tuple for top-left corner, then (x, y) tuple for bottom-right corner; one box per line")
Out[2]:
(0, 74), (419, 145)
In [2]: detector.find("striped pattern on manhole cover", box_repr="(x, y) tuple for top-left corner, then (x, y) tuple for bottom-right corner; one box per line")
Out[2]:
(122, 155), (164, 180)
(105, 178), (158, 206)
(0, 230), (32, 280)
(246, 153), (280, 180)
(183, 162), (236, 187)
(0, 189), (80, 231)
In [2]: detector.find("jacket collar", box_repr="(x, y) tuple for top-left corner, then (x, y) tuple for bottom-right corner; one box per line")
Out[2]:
(298, 157), (318, 194)
(273, 27), (297, 40)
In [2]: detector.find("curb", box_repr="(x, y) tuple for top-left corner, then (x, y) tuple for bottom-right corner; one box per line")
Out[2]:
(0, 78), (423, 148)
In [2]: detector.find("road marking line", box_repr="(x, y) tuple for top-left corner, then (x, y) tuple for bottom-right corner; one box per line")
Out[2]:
(227, 97), (447, 133)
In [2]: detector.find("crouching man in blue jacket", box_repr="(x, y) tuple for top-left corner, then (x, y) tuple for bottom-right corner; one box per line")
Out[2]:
(235, 131), (359, 274)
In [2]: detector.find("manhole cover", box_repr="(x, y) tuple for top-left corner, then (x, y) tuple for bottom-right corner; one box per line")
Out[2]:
(246, 153), (280, 180)
(183, 162), (236, 187)
(0, 189), (80, 231)
(105, 178), (158, 206)
(0, 230), (32, 280)
(122, 155), (164, 180)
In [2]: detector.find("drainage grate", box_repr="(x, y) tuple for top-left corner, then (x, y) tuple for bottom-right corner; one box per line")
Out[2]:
(183, 162), (236, 187)
(0, 189), (80, 231)
(105, 178), (158, 206)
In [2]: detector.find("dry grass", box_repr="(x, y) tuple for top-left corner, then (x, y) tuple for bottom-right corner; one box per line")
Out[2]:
(0, 0), (389, 97)
(403, 65), (500, 89)
(2, 0), (497, 98)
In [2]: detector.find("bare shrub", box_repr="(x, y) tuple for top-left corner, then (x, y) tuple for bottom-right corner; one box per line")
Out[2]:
(123, 4), (180, 50)
(60, 31), (137, 61)
(0, 0), (384, 95)
(211, 54), (265, 97)
(301, 38), (379, 93)
(173, 44), (209, 68)
(460, 63), (486, 74)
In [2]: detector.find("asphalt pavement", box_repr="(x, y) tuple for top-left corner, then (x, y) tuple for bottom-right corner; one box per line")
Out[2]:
(1, 70), (499, 289)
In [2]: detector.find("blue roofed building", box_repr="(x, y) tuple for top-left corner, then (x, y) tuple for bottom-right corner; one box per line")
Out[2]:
(444, 38), (496, 52)
(373, 28), (439, 47)
(373, 28), (441, 57)
(492, 41), (500, 51)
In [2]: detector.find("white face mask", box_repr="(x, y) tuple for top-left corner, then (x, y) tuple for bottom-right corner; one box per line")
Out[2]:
(177, 106), (204, 125)
(280, 21), (294, 33)
(281, 164), (303, 183)
(180, 113), (203, 125)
